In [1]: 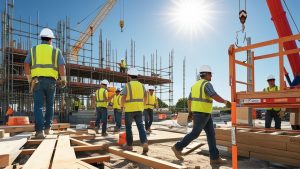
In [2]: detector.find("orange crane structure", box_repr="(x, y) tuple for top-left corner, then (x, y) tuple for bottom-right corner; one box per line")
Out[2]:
(229, 0), (300, 168)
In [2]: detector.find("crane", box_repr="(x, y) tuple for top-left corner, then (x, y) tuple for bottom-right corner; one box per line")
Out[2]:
(70, 0), (117, 60)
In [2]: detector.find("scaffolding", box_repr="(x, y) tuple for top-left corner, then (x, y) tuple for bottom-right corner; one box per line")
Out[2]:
(0, 1), (174, 122)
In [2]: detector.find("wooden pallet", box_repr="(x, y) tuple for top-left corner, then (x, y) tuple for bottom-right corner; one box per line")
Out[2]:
(215, 128), (300, 167)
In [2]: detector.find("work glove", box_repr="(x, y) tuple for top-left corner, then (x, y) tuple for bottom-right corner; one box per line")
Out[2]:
(224, 100), (232, 108)
(187, 111), (193, 122)
(60, 76), (67, 88)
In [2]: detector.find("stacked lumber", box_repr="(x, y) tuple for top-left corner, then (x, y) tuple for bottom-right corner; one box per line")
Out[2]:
(215, 128), (300, 166)
(0, 123), (70, 133)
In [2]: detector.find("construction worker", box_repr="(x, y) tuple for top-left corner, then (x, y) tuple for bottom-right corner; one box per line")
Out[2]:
(24, 28), (66, 139)
(112, 87), (122, 131)
(263, 75), (281, 129)
(121, 67), (148, 153)
(171, 65), (231, 164)
(74, 97), (80, 112)
(118, 58), (127, 73)
(144, 85), (159, 134)
(95, 79), (110, 135)
(5, 105), (14, 124)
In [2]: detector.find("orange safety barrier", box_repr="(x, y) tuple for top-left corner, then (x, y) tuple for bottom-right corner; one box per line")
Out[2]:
(118, 132), (126, 145)
(7, 116), (30, 126)
(158, 114), (167, 120)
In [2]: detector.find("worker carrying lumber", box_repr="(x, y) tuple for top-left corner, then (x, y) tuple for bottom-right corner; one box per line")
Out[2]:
(144, 85), (159, 134)
(74, 97), (80, 112)
(118, 58), (127, 73)
(263, 75), (282, 129)
(5, 105), (14, 124)
(112, 87), (122, 131)
(24, 28), (66, 139)
(95, 79), (111, 135)
(171, 65), (231, 164)
(120, 67), (149, 153)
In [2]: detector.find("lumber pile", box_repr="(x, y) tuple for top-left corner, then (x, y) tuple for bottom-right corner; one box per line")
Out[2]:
(215, 128), (300, 167)
(0, 123), (70, 133)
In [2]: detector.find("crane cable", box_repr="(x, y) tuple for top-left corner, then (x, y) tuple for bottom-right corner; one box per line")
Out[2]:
(282, 0), (300, 42)
(76, 1), (105, 26)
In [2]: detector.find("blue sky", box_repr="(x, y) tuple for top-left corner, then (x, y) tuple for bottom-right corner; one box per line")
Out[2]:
(4, 0), (300, 106)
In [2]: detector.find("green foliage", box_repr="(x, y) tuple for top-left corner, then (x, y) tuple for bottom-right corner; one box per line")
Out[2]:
(157, 98), (168, 108)
(175, 98), (188, 112)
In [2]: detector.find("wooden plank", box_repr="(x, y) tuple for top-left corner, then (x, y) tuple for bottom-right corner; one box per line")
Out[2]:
(52, 135), (78, 169)
(108, 146), (187, 169)
(70, 135), (95, 140)
(73, 145), (105, 152)
(75, 161), (98, 169)
(22, 135), (57, 169)
(79, 155), (110, 164)
(251, 152), (300, 167)
(0, 132), (32, 168)
(0, 123), (70, 133)
(182, 143), (205, 156)
(26, 139), (42, 145)
(20, 149), (35, 155)
(70, 138), (92, 146)
(287, 143), (300, 153)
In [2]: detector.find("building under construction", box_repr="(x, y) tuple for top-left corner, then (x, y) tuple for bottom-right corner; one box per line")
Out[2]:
(0, 1), (174, 122)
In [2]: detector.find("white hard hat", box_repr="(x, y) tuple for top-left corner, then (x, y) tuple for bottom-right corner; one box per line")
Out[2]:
(267, 75), (275, 81)
(127, 67), (139, 76)
(121, 58), (124, 61)
(148, 86), (155, 90)
(199, 65), (212, 73)
(39, 28), (55, 39)
(116, 87), (122, 92)
(101, 79), (109, 85)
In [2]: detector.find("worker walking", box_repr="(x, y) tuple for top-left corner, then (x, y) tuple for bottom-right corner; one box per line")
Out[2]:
(95, 79), (110, 136)
(118, 58), (127, 73)
(171, 65), (230, 164)
(112, 87), (122, 131)
(74, 97), (80, 112)
(24, 28), (66, 139)
(144, 85), (159, 134)
(5, 105), (14, 124)
(263, 75), (281, 129)
(121, 67), (148, 153)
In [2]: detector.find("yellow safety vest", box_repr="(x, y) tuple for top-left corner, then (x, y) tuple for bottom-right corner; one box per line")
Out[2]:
(120, 60), (126, 68)
(112, 94), (121, 109)
(263, 86), (280, 111)
(30, 44), (59, 80)
(190, 79), (213, 113)
(145, 92), (156, 109)
(124, 81), (145, 112)
(96, 88), (108, 108)
(74, 100), (79, 107)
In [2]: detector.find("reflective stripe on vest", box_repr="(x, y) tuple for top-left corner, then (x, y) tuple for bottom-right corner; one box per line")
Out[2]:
(96, 88), (108, 108)
(145, 92), (156, 109)
(30, 44), (59, 79)
(124, 81), (144, 112)
(190, 79), (213, 113)
(264, 86), (280, 111)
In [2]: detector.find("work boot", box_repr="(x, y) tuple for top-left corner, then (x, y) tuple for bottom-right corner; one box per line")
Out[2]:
(142, 143), (149, 153)
(148, 128), (152, 133)
(94, 127), (100, 134)
(146, 130), (151, 135)
(44, 128), (52, 135)
(35, 131), (45, 139)
(101, 132), (108, 137)
(171, 145), (184, 160)
(210, 157), (227, 165)
(122, 145), (133, 151)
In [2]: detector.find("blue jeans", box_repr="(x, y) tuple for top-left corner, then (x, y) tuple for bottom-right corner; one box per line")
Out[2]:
(33, 77), (56, 132)
(175, 112), (219, 160)
(114, 109), (122, 129)
(143, 108), (153, 130)
(95, 107), (107, 134)
(265, 109), (281, 129)
(125, 112), (148, 146)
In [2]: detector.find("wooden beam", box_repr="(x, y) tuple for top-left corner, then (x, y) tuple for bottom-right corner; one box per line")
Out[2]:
(75, 161), (98, 169)
(73, 145), (105, 152)
(79, 155), (110, 164)
(26, 139), (42, 145)
(22, 135), (57, 169)
(20, 149), (35, 155)
(0, 123), (70, 133)
(0, 132), (32, 168)
(70, 135), (95, 140)
(108, 147), (187, 169)
(51, 135), (78, 169)
(70, 138), (92, 146)
(182, 143), (205, 156)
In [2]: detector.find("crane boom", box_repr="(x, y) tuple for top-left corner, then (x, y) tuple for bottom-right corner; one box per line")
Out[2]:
(70, 0), (117, 60)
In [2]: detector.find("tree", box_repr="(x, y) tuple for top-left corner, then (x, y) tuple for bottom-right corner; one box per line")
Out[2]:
(175, 98), (188, 112)
(157, 98), (168, 108)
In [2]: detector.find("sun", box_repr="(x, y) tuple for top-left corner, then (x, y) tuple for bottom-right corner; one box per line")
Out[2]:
(166, 0), (218, 37)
